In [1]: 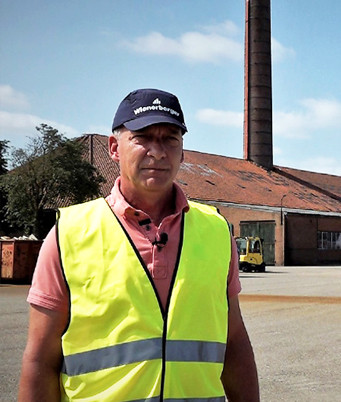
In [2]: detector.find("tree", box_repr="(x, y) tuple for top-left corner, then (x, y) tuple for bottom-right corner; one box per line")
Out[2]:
(1, 124), (104, 238)
(0, 140), (10, 234)
(0, 139), (9, 175)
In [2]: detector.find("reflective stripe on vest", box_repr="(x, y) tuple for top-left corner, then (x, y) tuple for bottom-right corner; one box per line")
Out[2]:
(127, 398), (225, 402)
(164, 399), (225, 402)
(58, 198), (231, 401)
(130, 398), (225, 402)
(62, 339), (226, 376)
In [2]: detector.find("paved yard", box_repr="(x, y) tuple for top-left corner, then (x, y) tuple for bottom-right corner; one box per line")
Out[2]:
(1, 266), (340, 401)
(239, 266), (341, 401)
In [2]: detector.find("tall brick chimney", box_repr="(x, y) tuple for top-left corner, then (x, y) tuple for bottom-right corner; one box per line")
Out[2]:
(244, 0), (273, 170)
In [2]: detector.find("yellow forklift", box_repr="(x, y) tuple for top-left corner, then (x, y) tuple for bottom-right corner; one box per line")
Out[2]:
(235, 236), (266, 272)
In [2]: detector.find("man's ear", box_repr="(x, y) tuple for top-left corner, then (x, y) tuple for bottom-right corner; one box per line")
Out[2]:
(109, 135), (120, 162)
(181, 150), (184, 163)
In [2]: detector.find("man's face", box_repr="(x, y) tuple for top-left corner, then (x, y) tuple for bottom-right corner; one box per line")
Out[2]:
(110, 123), (184, 200)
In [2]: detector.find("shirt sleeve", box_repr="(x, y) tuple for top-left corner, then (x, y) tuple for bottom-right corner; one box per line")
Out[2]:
(27, 225), (69, 312)
(227, 235), (242, 298)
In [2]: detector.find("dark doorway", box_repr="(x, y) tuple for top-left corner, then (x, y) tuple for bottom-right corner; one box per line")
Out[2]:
(240, 221), (275, 265)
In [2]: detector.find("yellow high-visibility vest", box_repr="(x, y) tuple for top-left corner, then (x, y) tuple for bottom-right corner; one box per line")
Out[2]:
(58, 198), (231, 401)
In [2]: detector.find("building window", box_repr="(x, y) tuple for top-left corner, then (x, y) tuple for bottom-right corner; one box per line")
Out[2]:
(318, 231), (341, 250)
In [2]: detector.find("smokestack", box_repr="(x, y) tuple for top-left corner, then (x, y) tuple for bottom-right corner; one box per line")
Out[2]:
(244, 0), (273, 170)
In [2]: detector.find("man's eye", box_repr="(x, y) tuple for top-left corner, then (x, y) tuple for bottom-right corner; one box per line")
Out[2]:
(132, 134), (147, 141)
(167, 136), (180, 145)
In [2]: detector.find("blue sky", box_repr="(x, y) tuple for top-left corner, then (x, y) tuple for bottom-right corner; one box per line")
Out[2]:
(1, 0), (341, 175)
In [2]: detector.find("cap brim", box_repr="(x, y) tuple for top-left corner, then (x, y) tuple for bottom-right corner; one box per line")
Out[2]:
(124, 115), (187, 133)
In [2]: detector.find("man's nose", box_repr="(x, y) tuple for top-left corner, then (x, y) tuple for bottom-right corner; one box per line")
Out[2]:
(147, 140), (166, 160)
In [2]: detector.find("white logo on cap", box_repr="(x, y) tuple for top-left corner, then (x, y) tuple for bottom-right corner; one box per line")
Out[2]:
(133, 98), (180, 117)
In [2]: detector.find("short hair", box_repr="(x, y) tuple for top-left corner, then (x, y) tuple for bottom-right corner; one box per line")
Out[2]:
(112, 128), (121, 139)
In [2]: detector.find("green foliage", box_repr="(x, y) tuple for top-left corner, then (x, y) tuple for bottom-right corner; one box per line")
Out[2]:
(0, 140), (11, 234)
(1, 124), (104, 238)
(0, 139), (9, 175)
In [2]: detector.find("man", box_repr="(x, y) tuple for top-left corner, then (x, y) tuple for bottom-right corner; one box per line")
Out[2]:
(19, 88), (259, 401)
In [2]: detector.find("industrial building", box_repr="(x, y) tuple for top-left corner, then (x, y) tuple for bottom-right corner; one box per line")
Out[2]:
(78, 133), (341, 266)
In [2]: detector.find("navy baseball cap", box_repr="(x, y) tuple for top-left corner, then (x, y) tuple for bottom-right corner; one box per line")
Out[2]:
(112, 88), (187, 134)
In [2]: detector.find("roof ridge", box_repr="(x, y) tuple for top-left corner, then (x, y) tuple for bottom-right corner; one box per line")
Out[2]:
(273, 166), (341, 203)
(277, 165), (341, 179)
(91, 133), (110, 152)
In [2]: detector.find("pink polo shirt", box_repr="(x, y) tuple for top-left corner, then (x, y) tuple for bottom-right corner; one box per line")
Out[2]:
(28, 178), (241, 311)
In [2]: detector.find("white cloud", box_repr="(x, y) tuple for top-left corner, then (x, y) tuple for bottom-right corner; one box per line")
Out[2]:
(300, 157), (341, 176)
(271, 38), (295, 62)
(0, 110), (79, 148)
(277, 156), (341, 176)
(300, 98), (341, 129)
(0, 85), (80, 148)
(196, 108), (243, 128)
(202, 20), (240, 36)
(87, 124), (111, 135)
(273, 146), (283, 156)
(122, 20), (243, 64)
(194, 97), (341, 143)
(273, 110), (309, 139)
(274, 98), (341, 138)
(121, 21), (294, 65)
(0, 85), (30, 111)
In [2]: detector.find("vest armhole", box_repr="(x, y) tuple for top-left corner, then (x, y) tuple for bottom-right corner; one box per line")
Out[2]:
(205, 206), (231, 306)
(56, 219), (72, 335)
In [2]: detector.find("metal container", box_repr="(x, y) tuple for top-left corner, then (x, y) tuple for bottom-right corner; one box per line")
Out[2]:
(0, 240), (43, 283)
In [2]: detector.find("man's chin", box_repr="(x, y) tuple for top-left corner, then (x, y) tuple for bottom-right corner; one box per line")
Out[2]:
(141, 178), (172, 193)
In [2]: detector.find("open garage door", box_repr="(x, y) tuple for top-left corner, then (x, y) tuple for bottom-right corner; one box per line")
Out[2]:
(240, 221), (275, 265)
